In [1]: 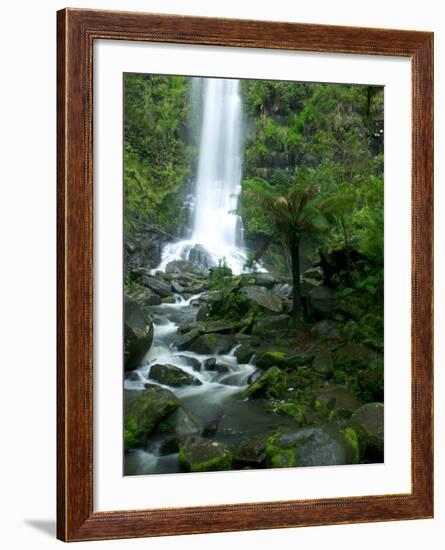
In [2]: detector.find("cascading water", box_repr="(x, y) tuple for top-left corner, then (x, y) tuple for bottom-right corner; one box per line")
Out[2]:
(156, 77), (248, 274)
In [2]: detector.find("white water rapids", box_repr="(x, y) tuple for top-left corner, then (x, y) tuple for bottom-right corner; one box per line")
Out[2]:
(156, 77), (248, 275)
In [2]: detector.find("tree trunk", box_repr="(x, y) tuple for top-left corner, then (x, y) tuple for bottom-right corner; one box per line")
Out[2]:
(290, 236), (301, 320)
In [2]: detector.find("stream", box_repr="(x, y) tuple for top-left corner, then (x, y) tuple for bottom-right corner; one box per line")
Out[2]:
(124, 294), (296, 475)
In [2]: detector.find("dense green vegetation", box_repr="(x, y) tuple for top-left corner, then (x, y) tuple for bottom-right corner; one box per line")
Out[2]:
(124, 73), (195, 233)
(123, 74), (384, 476)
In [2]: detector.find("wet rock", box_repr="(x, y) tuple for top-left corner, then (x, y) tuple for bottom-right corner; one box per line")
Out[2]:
(265, 425), (360, 468)
(149, 363), (202, 387)
(128, 286), (162, 306)
(243, 366), (288, 399)
(124, 295), (154, 371)
(251, 314), (291, 335)
(202, 414), (224, 437)
(240, 273), (277, 289)
(241, 285), (283, 313)
(202, 357), (216, 369)
(234, 432), (271, 468)
(234, 344), (255, 364)
(156, 407), (201, 437)
(247, 370), (261, 384)
(203, 359), (230, 373)
(273, 403), (307, 426)
(310, 320), (341, 339)
(188, 244), (214, 271)
(126, 371), (142, 382)
(174, 328), (200, 351)
(178, 435), (233, 472)
(176, 355), (202, 371)
(272, 283), (292, 299)
(316, 385), (362, 417)
(196, 303), (209, 321)
(309, 285), (335, 314)
(256, 349), (313, 370)
(189, 333), (236, 355)
(199, 290), (224, 304)
(124, 387), (178, 450)
(350, 402), (384, 461)
(141, 276), (172, 298)
(165, 260), (195, 274)
(171, 280), (185, 294)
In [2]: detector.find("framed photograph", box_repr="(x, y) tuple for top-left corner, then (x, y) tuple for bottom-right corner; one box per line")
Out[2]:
(57, 8), (434, 542)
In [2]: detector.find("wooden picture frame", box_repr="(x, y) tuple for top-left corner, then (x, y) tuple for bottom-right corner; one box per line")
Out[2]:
(57, 8), (434, 542)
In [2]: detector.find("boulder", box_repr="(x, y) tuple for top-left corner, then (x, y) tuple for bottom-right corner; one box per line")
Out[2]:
(265, 425), (360, 468)
(176, 355), (202, 371)
(199, 290), (224, 304)
(124, 387), (178, 450)
(165, 260), (195, 274)
(334, 343), (378, 371)
(149, 364), (202, 387)
(196, 303), (209, 321)
(124, 295), (154, 371)
(241, 285), (283, 313)
(189, 333), (236, 355)
(128, 286), (162, 306)
(239, 273), (277, 288)
(174, 328), (200, 351)
(310, 320), (341, 339)
(255, 350), (313, 370)
(312, 349), (334, 377)
(350, 402), (384, 461)
(140, 275), (172, 298)
(171, 280), (185, 294)
(272, 283), (292, 299)
(315, 385), (362, 417)
(188, 244), (214, 270)
(251, 314), (291, 335)
(309, 285), (335, 314)
(234, 344), (255, 364)
(234, 433), (271, 468)
(273, 403), (307, 426)
(242, 366), (288, 399)
(178, 435), (233, 472)
(156, 407), (201, 437)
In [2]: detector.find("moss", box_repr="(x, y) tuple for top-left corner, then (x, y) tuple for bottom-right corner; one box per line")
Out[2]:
(340, 427), (360, 463)
(274, 403), (307, 426)
(179, 438), (233, 472)
(243, 366), (288, 399)
(124, 416), (138, 449)
(265, 433), (296, 468)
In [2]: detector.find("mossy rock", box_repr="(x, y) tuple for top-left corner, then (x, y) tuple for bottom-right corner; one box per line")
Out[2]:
(178, 436), (233, 472)
(188, 333), (236, 355)
(234, 344), (255, 364)
(242, 366), (289, 399)
(241, 285), (283, 313)
(124, 295), (154, 371)
(256, 349), (314, 370)
(149, 363), (202, 387)
(350, 402), (384, 462)
(334, 343), (378, 372)
(234, 432), (272, 468)
(124, 387), (178, 451)
(274, 403), (307, 427)
(265, 425), (360, 468)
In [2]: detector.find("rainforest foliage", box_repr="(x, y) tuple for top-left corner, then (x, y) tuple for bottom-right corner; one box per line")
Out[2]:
(124, 74), (383, 338)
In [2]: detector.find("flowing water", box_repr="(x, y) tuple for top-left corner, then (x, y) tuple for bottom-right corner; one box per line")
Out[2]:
(125, 78), (285, 475)
(156, 77), (247, 275)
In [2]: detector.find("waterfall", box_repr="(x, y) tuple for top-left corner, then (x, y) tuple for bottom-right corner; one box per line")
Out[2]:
(156, 77), (248, 275)
(192, 78), (243, 250)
